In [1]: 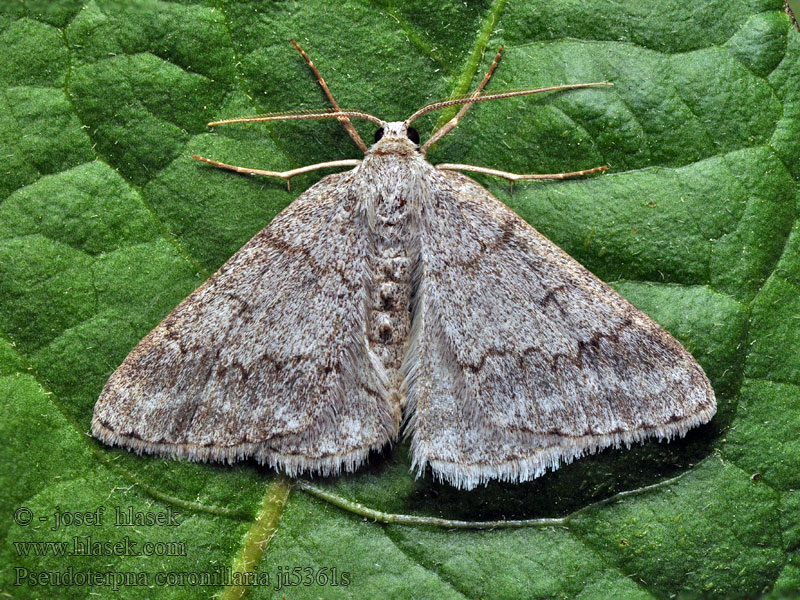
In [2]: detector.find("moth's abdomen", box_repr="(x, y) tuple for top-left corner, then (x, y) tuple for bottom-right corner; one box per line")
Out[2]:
(366, 197), (414, 403)
(369, 247), (412, 382)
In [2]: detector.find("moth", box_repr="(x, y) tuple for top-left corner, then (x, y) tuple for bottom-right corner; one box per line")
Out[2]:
(92, 42), (716, 490)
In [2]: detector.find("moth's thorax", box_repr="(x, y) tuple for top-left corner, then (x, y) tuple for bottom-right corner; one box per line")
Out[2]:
(354, 135), (431, 236)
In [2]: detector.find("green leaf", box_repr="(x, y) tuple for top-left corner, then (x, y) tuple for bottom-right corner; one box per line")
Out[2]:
(2, 1), (799, 598)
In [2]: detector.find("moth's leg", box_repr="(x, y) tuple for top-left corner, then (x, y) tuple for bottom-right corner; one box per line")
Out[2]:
(421, 46), (504, 152)
(291, 39), (368, 153)
(192, 154), (361, 191)
(436, 163), (608, 193)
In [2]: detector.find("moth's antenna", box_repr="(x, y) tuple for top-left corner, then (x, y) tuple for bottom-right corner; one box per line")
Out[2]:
(406, 82), (613, 127)
(291, 39), (369, 153)
(208, 110), (384, 127)
(421, 46), (504, 152)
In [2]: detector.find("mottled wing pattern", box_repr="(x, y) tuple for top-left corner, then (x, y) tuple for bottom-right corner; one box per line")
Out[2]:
(407, 171), (716, 489)
(93, 172), (397, 476)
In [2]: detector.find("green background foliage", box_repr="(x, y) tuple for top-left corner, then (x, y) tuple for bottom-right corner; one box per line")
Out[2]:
(1, 1), (799, 598)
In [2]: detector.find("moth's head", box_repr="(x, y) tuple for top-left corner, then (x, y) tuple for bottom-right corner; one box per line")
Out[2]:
(370, 121), (421, 155)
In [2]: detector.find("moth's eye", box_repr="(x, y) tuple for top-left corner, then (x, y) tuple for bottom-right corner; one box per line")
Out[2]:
(374, 127), (384, 143)
(406, 127), (420, 145)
